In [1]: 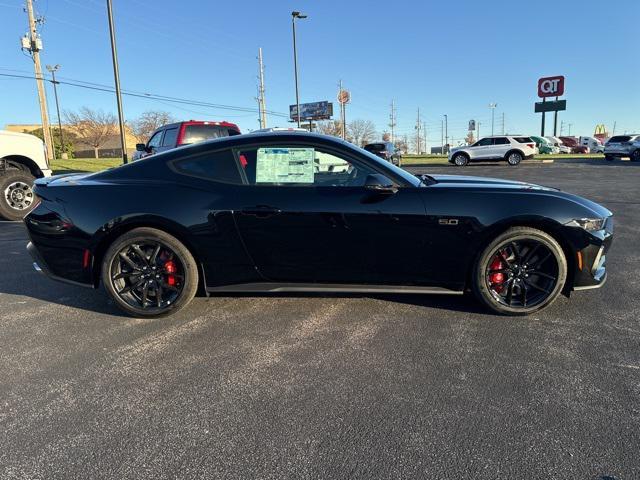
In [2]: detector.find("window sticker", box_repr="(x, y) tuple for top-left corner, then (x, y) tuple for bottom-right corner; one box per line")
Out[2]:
(256, 147), (315, 184)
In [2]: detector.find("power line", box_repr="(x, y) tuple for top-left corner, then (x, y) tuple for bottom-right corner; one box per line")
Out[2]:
(0, 72), (289, 118)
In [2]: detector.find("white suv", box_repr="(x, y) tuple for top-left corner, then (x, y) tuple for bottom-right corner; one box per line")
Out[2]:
(448, 136), (537, 166)
(604, 134), (640, 162)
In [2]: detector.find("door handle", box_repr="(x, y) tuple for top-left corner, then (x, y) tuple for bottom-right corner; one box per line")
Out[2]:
(240, 205), (282, 218)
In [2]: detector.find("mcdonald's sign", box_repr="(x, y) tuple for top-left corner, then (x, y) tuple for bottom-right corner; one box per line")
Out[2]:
(594, 124), (608, 143)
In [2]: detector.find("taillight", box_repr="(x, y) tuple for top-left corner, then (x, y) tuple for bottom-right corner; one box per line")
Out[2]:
(527, 143), (535, 149)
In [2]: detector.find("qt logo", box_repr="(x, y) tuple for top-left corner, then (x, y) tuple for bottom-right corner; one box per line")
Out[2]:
(538, 76), (565, 98)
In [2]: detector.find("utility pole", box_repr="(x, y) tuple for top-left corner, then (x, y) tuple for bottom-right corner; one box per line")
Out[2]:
(257, 47), (267, 129)
(612, 121), (616, 136)
(106, 0), (128, 163)
(389, 100), (396, 144)
(338, 79), (346, 140)
(46, 64), (65, 159)
(501, 112), (505, 135)
(444, 114), (448, 153)
(415, 108), (421, 154)
(567, 123), (572, 136)
(477, 121), (481, 140)
(22, 0), (54, 162)
(440, 119), (444, 153)
(560, 120), (564, 135)
(423, 121), (427, 154)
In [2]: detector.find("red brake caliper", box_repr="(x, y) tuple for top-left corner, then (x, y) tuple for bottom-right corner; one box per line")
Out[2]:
(164, 260), (177, 286)
(489, 253), (506, 293)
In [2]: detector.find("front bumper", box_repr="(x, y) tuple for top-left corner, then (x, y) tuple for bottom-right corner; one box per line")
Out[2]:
(570, 217), (613, 291)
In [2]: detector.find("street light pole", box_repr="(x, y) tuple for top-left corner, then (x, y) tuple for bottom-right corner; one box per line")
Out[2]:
(106, 0), (128, 164)
(489, 102), (497, 136)
(46, 64), (65, 159)
(291, 11), (307, 128)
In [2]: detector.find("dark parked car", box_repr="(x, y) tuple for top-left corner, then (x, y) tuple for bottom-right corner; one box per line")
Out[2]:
(26, 132), (612, 318)
(363, 142), (402, 166)
(132, 120), (241, 160)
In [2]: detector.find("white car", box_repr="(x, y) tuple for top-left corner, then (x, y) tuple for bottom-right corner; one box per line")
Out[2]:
(448, 136), (537, 166)
(545, 136), (572, 154)
(0, 130), (52, 220)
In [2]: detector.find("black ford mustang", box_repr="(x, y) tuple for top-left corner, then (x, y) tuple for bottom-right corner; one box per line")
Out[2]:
(25, 132), (612, 317)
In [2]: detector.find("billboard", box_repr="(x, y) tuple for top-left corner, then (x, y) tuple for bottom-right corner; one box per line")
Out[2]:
(289, 101), (333, 122)
(538, 76), (565, 98)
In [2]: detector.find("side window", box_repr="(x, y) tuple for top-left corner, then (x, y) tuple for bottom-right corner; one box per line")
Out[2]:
(236, 145), (375, 187)
(475, 138), (492, 146)
(173, 149), (242, 184)
(162, 127), (179, 147)
(494, 137), (510, 145)
(148, 131), (164, 148)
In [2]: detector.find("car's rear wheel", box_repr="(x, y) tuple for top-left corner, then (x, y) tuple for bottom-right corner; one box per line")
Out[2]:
(631, 150), (640, 162)
(102, 227), (198, 317)
(506, 151), (523, 166)
(0, 170), (37, 221)
(452, 153), (469, 166)
(472, 227), (567, 315)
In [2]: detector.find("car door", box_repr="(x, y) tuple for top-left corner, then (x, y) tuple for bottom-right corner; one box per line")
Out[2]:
(491, 137), (511, 159)
(470, 137), (493, 159)
(146, 130), (164, 156)
(232, 141), (431, 285)
(158, 126), (179, 153)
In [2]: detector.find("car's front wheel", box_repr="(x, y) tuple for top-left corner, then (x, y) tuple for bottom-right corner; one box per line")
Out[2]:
(452, 153), (469, 166)
(102, 227), (199, 317)
(472, 227), (567, 315)
(506, 151), (523, 166)
(0, 170), (37, 221)
(631, 150), (640, 162)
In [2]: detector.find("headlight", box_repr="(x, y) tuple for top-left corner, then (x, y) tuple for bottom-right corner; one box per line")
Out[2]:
(566, 217), (606, 231)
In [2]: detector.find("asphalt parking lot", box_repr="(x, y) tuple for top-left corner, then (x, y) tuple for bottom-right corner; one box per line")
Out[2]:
(1, 158), (639, 479)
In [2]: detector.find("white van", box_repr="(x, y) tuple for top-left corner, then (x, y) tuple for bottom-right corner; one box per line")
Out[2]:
(579, 136), (604, 153)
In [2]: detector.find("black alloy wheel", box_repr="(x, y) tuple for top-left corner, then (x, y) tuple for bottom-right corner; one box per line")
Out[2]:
(631, 150), (640, 162)
(102, 228), (198, 317)
(473, 227), (567, 315)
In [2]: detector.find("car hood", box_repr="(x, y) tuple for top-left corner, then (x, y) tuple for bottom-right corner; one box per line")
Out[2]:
(428, 174), (612, 217)
(430, 174), (556, 190)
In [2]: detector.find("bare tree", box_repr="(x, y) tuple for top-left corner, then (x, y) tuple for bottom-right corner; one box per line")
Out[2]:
(131, 110), (175, 143)
(465, 131), (476, 145)
(64, 107), (116, 158)
(316, 120), (344, 138)
(348, 119), (376, 147)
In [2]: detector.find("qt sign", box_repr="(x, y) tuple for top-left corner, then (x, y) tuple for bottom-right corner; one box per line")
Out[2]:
(538, 76), (565, 98)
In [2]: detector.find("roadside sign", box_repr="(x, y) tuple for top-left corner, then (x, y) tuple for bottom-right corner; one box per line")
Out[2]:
(337, 89), (350, 104)
(534, 100), (567, 113)
(538, 76), (565, 98)
(468, 120), (476, 131)
(289, 101), (333, 122)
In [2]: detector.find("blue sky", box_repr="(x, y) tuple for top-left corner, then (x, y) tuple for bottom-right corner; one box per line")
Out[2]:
(1, 0), (638, 147)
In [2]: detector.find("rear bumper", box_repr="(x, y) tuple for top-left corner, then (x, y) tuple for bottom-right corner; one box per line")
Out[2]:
(27, 241), (94, 289)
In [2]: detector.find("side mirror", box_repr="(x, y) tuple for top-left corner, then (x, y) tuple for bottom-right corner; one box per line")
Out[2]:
(135, 143), (146, 152)
(363, 173), (397, 193)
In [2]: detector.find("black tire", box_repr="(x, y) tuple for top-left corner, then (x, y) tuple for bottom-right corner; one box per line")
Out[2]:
(102, 227), (199, 317)
(631, 150), (640, 162)
(605, 154), (614, 162)
(0, 169), (37, 221)
(452, 153), (469, 166)
(472, 227), (567, 315)
(506, 151), (523, 166)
